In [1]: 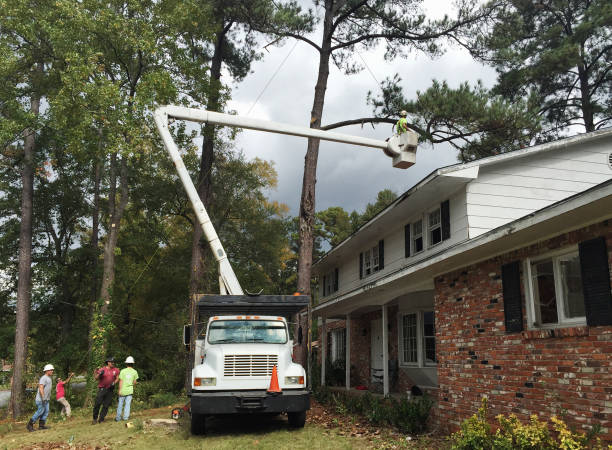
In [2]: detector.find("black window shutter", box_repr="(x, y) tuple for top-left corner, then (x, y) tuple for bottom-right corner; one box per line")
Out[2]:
(579, 237), (612, 326)
(405, 224), (411, 257)
(323, 275), (327, 296)
(379, 240), (384, 270)
(334, 268), (339, 292)
(359, 253), (363, 279)
(502, 261), (523, 332)
(441, 200), (450, 241)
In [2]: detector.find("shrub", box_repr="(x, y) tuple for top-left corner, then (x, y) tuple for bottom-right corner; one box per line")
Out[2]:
(313, 387), (432, 435)
(450, 397), (606, 450)
(149, 392), (178, 408)
(391, 395), (433, 434)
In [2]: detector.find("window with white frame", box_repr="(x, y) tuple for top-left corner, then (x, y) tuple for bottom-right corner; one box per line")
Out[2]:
(412, 219), (423, 253)
(362, 244), (380, 277)
(399, 311), (436, 366)
(526, 250), (585, 327)
(428, 208), (442, 246)
(331, 328), (346, 363)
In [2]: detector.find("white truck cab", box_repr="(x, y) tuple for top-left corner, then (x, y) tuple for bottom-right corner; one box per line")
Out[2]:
(188, 295), (310, 435)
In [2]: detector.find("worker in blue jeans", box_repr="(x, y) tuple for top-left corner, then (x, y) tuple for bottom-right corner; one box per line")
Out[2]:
(27, 364), (54, 432)
(115, 356), (139, 421)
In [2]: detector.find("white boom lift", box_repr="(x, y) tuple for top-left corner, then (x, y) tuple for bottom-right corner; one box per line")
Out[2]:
(153, 105), (418, 295)
(154, 105), (418, 434)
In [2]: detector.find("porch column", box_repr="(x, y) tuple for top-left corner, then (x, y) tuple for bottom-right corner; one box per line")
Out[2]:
(345, 314), (351, 390)
(382, 304), (389, 396)
(321, 317), (327, 387)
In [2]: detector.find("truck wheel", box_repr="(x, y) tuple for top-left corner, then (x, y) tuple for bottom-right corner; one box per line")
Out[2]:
(287, 411), (306, 428)
(191, 413), (206, 435)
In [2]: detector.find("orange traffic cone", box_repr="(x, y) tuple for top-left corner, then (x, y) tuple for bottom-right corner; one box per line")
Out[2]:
(267, 365), (282, 395)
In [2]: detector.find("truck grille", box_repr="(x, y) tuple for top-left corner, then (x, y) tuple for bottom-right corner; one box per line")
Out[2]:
(224, 354), (278, 377)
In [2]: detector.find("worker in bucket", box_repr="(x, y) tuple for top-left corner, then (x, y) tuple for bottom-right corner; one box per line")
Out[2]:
(115, 356), (139, 421)
(27, 364), (54, 432)
(396, 110), (409, 134)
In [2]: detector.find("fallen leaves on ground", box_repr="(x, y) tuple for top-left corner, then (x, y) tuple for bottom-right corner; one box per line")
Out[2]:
(306, 400), (447, 449)
(18, 443), (110, 450)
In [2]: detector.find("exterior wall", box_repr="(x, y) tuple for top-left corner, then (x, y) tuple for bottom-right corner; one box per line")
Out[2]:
(467, 142), (612, 237)
(320, 187), (468, 300)
(434, 219), (612, 439)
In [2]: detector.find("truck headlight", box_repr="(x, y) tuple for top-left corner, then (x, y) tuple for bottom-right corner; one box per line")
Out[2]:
(194, 377), (216, 386)
(284, 376), (304, 385)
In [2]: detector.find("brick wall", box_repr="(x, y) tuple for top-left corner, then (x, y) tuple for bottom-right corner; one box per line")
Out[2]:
(435, 220), (612, 439)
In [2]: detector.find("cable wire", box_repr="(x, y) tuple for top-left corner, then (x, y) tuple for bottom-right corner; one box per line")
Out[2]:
(247, 39), (300, 115)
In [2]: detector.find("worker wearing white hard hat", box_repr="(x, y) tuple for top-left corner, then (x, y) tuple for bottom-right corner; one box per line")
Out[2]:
(27, 364), (54, 432)
(396, 110), (409, 134)
(116, 356), (139, 421)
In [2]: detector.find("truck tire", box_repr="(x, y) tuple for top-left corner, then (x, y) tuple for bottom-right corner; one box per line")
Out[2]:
(287, 411), (306, 428)
(191, 413), (206, 435)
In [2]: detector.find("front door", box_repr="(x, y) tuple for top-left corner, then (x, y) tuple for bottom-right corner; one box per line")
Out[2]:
(370, 318), (383, 384)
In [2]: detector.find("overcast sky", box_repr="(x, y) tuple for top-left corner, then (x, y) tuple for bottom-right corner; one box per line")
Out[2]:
(223, 1), (497, 216)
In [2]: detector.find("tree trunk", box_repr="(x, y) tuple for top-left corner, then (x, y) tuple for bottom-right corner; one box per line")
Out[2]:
(577, 48), (594, 132)
(10, 92), (40, 419)
(84, 156), (101, 407)
(295, 1), (333, 369)
(100, 154), (129, 316)
(186, 24), (225, 390)
(87, 157), (101, 353)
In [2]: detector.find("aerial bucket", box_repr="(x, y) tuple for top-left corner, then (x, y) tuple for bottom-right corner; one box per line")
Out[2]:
(386, 131), (418, 169)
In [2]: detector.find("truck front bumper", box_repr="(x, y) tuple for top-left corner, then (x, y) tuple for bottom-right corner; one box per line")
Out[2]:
(190, 389), (310, 415)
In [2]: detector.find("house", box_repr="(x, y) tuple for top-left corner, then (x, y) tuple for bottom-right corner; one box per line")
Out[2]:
(311, 128), (612, 438)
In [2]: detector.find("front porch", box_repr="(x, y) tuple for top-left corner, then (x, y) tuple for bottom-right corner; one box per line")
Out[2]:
(317, 290), (438, 396)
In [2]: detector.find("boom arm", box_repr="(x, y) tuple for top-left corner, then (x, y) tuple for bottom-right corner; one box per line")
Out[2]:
(153, 105), (418, 295)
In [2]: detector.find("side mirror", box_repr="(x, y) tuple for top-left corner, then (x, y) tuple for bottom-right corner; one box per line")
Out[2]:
(297, 326), (303, 345)
(183, 325), (191, 350)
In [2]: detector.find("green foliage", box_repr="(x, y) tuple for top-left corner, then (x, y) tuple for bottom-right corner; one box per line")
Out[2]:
(369, 76), (542, 162)
(475, 0), (611, 133)
(451, 397), (494, 450)
(450, 397), (606, 450)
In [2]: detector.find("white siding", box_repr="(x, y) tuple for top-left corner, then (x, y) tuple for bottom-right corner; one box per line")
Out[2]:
(326, 188), (469, 299)
(467, 142), (612, 237)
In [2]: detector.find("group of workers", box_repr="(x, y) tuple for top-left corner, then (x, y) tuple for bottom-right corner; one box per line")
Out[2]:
(26, 356), (139, 432)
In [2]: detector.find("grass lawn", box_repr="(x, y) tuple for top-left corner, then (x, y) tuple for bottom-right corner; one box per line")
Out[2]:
(0, 401), (446, 449)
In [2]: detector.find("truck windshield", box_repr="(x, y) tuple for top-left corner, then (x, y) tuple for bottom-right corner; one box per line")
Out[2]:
(207, 320), (288, 344)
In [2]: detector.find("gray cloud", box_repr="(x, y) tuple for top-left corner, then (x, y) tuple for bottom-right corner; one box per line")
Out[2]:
(224, 1), (497, 216)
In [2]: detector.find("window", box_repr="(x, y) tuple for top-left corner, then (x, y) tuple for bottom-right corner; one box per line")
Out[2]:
(428, 208), (441, 246)
(322, 268), (339, 296)
(208, 320), (287, 344)
(399, 311), (436, 366)
(526, 250), (585, 328)
(423, 312), (436, 365)
(364, 249), (371, 276)
(402, 314), (417, 363)
(413, 220), (423, 253)
(360, 241), (384, 278)
(331, 329), (346, 362)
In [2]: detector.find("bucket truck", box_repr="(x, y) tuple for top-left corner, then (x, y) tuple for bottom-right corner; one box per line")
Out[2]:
(153, 106), (417, 435)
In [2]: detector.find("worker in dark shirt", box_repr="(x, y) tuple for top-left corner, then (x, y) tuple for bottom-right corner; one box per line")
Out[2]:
(92, 357), (119, 424)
